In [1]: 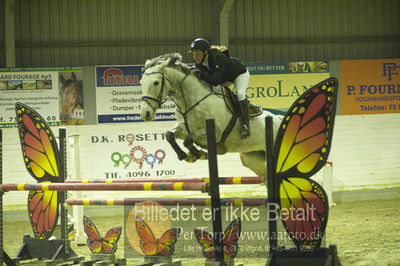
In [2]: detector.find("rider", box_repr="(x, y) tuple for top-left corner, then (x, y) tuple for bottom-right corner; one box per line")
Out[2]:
(189, 38), (251, 138)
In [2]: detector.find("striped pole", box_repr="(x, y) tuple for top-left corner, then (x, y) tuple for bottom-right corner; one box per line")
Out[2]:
(65, 176), (263, 184)
(66, 197), (268, 206)
(0, 182), (208, 192)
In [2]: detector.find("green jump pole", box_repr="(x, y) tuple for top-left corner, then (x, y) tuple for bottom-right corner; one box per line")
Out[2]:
(0, 130), (3, 265)
(206, 119), (224, 264)
(265, 116), (278, 252)
(59, 128), (69, 255)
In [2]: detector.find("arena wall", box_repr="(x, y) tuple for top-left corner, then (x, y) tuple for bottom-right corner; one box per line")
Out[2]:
(2, 112), (399, 207)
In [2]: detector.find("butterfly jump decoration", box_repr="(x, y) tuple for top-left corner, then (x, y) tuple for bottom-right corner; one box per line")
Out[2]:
(15, 102), (61, 239)
(83, 215), (122, 254)
(13, 76), (336, 254)
(135, 216), (181, 257)
(194, 218), (241, 260)
(272, 77), (338, 249)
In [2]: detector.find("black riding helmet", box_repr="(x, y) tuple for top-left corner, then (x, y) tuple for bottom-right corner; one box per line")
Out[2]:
(190, 38), (211, 52)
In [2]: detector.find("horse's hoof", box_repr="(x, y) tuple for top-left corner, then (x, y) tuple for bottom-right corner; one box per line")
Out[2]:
(184, 153), (198, 163)
(178, 153), (188, 161)
(184, 157), (198, 163)
(198, 151), (208, 160)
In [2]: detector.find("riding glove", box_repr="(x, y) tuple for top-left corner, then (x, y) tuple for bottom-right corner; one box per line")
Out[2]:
(191, 68), (201, 77)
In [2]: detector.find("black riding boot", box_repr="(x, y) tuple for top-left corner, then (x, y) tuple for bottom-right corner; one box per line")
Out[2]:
(239, 100), (251, 138)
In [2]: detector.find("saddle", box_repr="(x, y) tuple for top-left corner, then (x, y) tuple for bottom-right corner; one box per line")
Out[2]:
(221, 86), (263, 117)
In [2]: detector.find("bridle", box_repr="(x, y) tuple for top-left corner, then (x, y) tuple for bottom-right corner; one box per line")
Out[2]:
(140, 71), (173, 112)
(145, 69), (212, 135)
(141, 68), (213, 134)
(141, 66), (234, 145)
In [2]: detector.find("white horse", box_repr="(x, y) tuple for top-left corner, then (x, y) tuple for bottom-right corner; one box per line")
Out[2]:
(140, 53), (283, 177)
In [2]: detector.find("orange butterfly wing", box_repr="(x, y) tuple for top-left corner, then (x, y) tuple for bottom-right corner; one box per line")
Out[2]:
(83, 216), (121, 254)
(221, 218), (241, 259)
(83, 216), (103, 253)
(16, 103), (60, 182)
(102, 226), (122, 253)
(279, 178), (328, 248)
(194, 218), (241, 259)
(194, 229), (215, 258)
(16, 102), (60, 239)
(157, 228), (182, 256)
(27, 186), (59, 239)
(274, 77), (338, 249)
(135, 217), (181, 256)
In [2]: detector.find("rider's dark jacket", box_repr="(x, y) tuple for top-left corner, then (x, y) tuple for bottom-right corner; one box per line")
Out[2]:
(195, 49), (247, 86)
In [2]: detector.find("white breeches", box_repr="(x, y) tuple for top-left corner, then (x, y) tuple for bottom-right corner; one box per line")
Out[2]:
(231, 70), (250, 101)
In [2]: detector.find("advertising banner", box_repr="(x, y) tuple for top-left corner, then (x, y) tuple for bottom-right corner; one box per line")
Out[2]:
(340, 59), (400, 115)
(95, 66), (176, 123)
(124, 203), (270, 259)
(90, 127), (186, 179)
(245, 61), (329, 114)
(0, 67), (84, 128)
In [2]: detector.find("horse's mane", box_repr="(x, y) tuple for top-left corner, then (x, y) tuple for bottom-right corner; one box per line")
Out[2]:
(144, 53), (192, 75)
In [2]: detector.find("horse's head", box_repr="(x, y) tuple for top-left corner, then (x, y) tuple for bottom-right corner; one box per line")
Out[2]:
(140, 53), (183, 121)
(59, 72), (83, 122)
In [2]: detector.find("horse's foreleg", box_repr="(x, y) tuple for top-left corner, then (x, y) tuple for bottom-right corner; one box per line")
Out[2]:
(239, 151), (266, 182)
(165, 130), (188, 161)
(183, 137), (207, 162)
(183, 131), (208, 162)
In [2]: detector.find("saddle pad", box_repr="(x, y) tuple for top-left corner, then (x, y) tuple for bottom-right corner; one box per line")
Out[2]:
(222, 86), (263, 117)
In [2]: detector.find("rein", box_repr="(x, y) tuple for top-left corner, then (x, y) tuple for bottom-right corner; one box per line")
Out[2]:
(142, 68), (236, 145)
(169, 75), (213, 135)
(170, 75), (236, 146)
(173, 82), (212, 118)
(142, 69), (214, 129)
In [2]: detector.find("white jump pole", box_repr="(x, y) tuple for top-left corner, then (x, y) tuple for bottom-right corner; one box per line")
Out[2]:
(68, 135), (85, 243)
(323, 162), (335, 207)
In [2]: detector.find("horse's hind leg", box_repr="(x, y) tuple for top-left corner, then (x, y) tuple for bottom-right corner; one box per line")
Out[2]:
(165, 130), (187, 160)
(239, 151), (266, 181)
